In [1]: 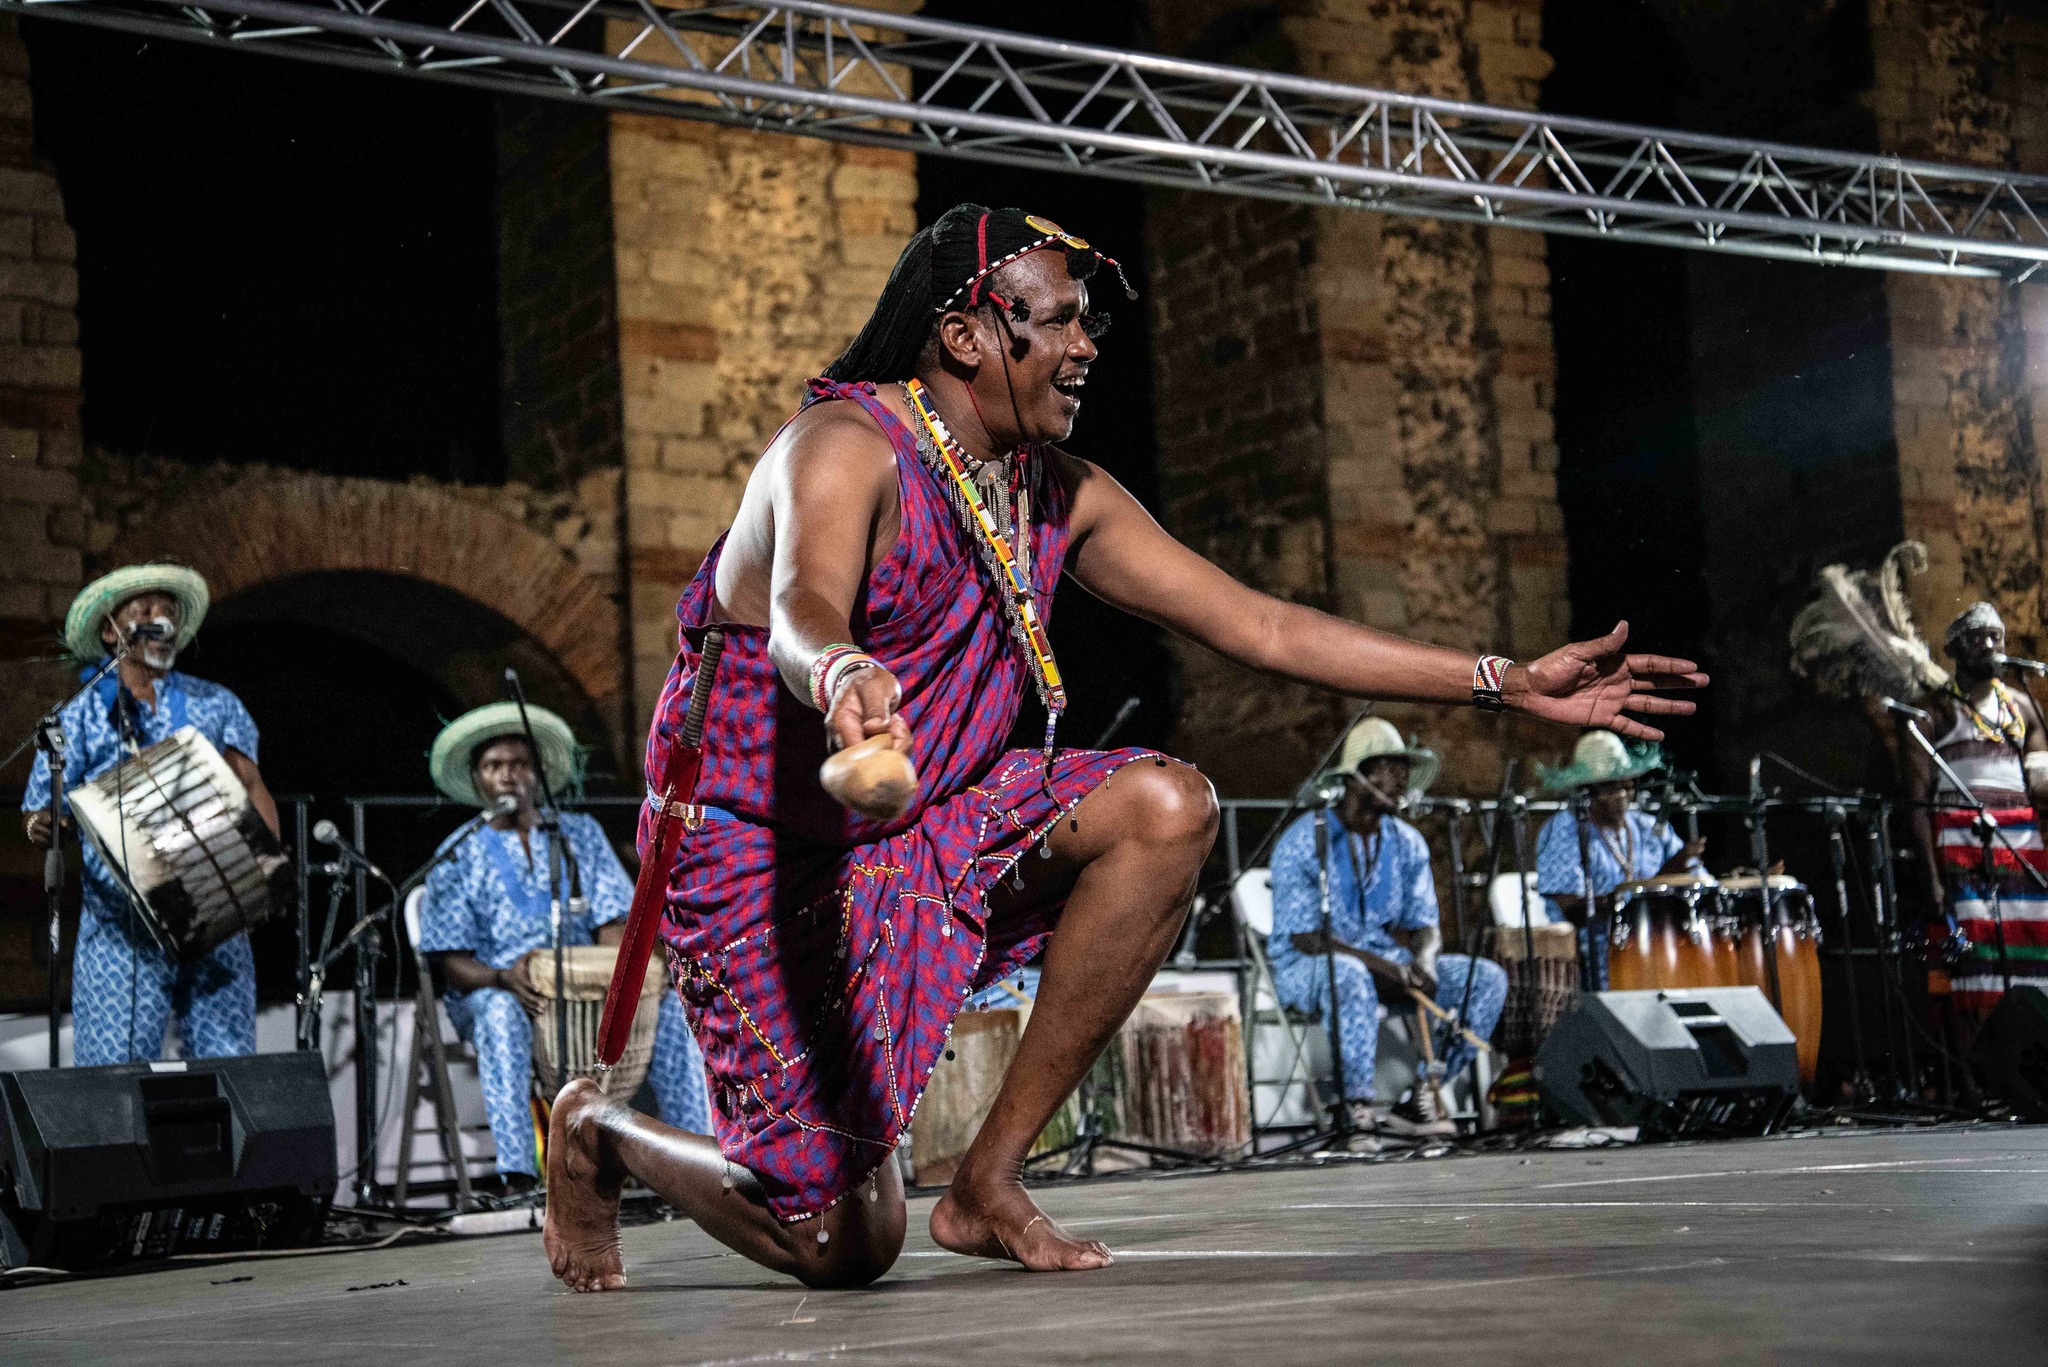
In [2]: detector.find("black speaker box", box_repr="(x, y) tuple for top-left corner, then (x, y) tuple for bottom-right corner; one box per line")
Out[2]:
(0, 1051), (336, 1270)
(1971, 983), (2048, 1119)
(1536, 987), (1801, 1138)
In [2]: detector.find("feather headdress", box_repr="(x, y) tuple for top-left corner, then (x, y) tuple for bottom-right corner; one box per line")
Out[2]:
(1788, 541), (1949, 703)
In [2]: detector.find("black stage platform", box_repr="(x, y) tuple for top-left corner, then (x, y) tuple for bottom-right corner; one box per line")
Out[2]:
(6, 1125), (2045, 1365)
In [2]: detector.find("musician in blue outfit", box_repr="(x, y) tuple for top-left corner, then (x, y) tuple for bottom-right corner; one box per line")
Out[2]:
(1268, 718), (1507, 1137)
(21, 563), (279, 1066)
(1533, 729), (1706, 988)
(417, 703), (709, 1192)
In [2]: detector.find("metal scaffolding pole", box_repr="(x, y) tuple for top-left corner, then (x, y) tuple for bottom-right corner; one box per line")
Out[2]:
(11, 0), (2048, 279)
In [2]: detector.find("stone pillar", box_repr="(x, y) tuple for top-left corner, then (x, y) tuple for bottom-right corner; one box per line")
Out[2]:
(0, 14), (81, 663)
(1868, 1), (2048, 653)
(0, 12), (83, 795)
(605, 11), (920, 747)
(1149, 0), (1568, 796)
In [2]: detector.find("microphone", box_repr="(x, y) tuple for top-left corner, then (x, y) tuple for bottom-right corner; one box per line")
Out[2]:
(486, 793), (518, 819)
(312, 819), (390, 884)
(1354, 772), (1409, 813)
(1994, 652), (2048, 676)
(126, 618), (175, 643)
(1881, 696), (1933, 723)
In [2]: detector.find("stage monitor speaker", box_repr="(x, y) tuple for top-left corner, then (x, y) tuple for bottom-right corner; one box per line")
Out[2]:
(1535, 988), (1800, 1138)
(1971, 983), (2048, 1119)
(0, 1051), (336, 1270)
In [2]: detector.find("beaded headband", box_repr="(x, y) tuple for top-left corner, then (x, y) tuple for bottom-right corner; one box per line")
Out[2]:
(935, 211), (1139, 316)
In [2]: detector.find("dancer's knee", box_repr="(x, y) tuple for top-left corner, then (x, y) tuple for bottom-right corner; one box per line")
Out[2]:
(1120, 759), (1219, 852)
(796, 1241), (901, 1290)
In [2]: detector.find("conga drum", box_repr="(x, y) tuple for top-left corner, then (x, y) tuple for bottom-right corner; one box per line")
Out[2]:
(523, 944), (664, 1100)
(1607, 877), (1722, 991)
(1483, 921), (1578, 1057)
(1722, 874), (1824, 1084)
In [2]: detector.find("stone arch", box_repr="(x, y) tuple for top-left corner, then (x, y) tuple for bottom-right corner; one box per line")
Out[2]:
(98, 467), (622, 716)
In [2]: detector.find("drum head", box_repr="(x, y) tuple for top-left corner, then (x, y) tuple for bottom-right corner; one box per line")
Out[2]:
(1719, 872), (1803, 893)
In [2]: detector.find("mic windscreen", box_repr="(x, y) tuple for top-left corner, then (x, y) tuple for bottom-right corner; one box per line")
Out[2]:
(491, 794), (519, 816)
(312, 818), (341, 845)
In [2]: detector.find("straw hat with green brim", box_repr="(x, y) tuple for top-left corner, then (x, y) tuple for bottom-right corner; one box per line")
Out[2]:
(1536, 729), (1665, 795)
(429, 702), (582, 808)
(63, 563), (210, 662)
(1319, 716), (1441, 796)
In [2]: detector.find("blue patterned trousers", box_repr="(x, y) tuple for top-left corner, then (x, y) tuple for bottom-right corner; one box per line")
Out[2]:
(1277, 952), (1509, 1102)
(445, 984), (711, 1177)
(71, 901), (257, 1066)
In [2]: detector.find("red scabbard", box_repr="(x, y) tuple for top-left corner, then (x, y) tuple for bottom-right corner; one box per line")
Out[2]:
(595, 629), (723, 1069)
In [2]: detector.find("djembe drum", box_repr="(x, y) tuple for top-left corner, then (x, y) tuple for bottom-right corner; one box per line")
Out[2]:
(1106, 991), (1250, 1158)
(67, 726), (291, 959)
(524, 944), (665, 1099)
(1485, 921), (1579, 1057)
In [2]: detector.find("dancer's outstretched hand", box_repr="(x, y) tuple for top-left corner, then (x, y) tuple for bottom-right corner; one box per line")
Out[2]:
(1510, 621), (1707, 742)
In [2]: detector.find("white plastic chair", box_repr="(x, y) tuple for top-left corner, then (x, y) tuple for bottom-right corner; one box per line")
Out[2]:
(1488, 871), (1551, 927)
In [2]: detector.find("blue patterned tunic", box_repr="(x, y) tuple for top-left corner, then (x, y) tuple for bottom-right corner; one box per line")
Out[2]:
(1269, 811), (1506, 1101)
(417, 813), (631, 969)
(417, 812), (708, 1174)
(21, 669), (262, 1064)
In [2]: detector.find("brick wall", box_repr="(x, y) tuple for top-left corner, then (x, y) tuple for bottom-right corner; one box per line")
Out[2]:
(604, 8), (920, 735)
(0, 12), (83, 786)
(1868, 0), (2048, 653)
(1148, 0), (1569, 796)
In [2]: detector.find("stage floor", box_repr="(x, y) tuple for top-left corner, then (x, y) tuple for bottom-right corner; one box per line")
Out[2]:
(6, 1124), (2044, 1365)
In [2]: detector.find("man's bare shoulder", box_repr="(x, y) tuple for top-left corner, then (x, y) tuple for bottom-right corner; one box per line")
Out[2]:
(773, 396), (900, 489)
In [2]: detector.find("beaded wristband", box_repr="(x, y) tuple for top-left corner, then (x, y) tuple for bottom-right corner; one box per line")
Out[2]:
(808, 644), (863, 711)
(822, 654), (881, 708)
(1472, 654), (1511, 712)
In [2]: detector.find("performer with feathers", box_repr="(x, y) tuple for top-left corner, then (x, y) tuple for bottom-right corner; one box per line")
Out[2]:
(1790, 544), (2048, 1017)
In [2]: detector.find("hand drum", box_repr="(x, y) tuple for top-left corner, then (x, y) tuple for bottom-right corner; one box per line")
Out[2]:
(819, 734), (919, 821)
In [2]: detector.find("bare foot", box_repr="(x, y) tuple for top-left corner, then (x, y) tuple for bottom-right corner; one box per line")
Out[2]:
(930, 1173), (1111, 1272)
(543, 1078), (628, 1292)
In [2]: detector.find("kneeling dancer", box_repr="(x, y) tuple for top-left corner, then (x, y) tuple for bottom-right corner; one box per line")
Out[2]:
(545, 205), (1705, 1291)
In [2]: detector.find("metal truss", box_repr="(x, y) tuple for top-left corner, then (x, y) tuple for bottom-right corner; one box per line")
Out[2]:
(13, 0), (2048, 279)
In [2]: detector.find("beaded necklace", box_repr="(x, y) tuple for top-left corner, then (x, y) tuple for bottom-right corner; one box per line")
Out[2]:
(903, 379), (1067, 786)
(1594, 813), (1637, 881)
(1948, 678), (2028, 749)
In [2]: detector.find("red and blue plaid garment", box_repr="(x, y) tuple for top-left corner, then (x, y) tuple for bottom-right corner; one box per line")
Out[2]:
(641, 378), (1153, 1222)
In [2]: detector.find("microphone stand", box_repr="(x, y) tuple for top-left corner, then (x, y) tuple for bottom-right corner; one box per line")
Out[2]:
(1570, 786), (1601, 992)
(504, 669), (579, 1094)
(1745, 756), (1786, 1015)
(298, 808), (508, 1050)
(2, 643), (131, 1070)
(1312, 806), (1356, 1144)
(301, 814), (508, 1205)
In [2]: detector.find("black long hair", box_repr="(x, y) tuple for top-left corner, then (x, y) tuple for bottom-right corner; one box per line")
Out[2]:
(823, 204), (1084, 384)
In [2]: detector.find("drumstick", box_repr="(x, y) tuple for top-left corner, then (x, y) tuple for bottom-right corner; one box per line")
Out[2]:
(1411, 999), (1453, 1120)
(819, 734), (919, 821)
